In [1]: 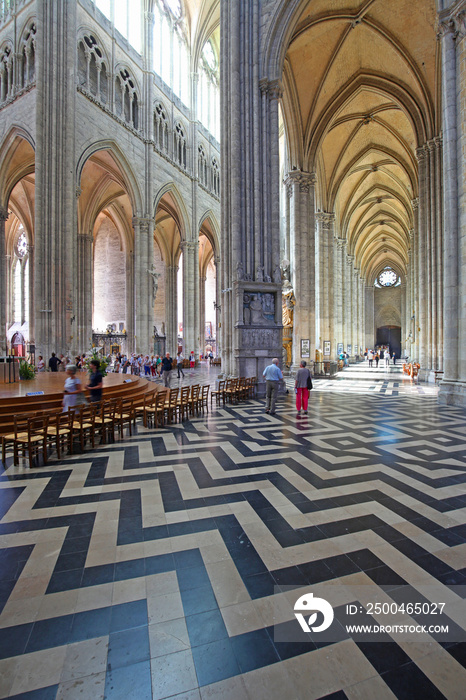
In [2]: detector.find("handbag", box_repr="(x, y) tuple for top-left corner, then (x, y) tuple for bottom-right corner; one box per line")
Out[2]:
(307, 374), (313, 390)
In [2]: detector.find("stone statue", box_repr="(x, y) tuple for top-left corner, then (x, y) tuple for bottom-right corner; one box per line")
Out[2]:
(236, 261), (244, 280)
(273, 265), (282, 284)
(282, 289), (296, 327)
(262, 293), (274, 315)
(281, 259), (291, 282)
(147, 265), (161, 301)
(256, 265), (264, 283)
(250, 294), (267, 324)
(243, 293), (251, 325)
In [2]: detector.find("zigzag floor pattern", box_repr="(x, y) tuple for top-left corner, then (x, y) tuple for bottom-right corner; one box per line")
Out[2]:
(1, 382), (466, 699)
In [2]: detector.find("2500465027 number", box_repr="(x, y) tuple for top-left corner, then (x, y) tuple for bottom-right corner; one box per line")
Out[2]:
(365, 602), (446, 615)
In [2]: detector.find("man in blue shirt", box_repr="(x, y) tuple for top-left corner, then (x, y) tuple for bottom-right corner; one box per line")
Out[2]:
(262, 358), (283, 414)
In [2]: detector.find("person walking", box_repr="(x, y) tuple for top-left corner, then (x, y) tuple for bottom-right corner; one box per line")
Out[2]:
(48, 352), (61, 372)
(295, 361), (312, 415)
(262, 358), (283, 415)
(384, 349), (390, 367)
(86, 360), (104, 403)
(37, 355), (45, 372)
(161, 352), (173, 387)
(375, 352), (380, 368)
(176, 351), (185, 379)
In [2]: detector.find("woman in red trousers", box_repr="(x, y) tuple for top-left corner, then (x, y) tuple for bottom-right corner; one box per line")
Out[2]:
(295, 360), (312, 415)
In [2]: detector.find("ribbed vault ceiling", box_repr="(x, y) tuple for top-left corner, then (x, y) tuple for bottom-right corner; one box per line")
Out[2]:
(282, 0), (438, 282)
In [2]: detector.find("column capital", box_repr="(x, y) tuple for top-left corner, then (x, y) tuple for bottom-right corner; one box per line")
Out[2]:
(284, 170), (317, 193)
(0, 206), (9, 221)
(336, 237), (346, 248)
(259, 78), (283, 100)
(145, 11), (155, 24)
(411, 197), (419, 211)
(78, 233), (94, 242)
(132, 217), (154, 232)
(415, 145), (427, 162)
(180, 240), (199, 252)
(316, 211), (335, 230)
(438, 1), (466, 39)
(75, 186), (82, 199)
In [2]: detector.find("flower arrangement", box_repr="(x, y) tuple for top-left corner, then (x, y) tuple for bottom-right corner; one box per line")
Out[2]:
(83, 348), (108, 377)
(19, 358), (36, 380)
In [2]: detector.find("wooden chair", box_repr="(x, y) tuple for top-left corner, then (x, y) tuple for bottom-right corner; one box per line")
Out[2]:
(210, 380), (225, 408)
(144, 389), (166, 429)
(47, 409), (74, 459)
(188, 384), (200, 416)
(2, 412), (36, 465)
(13, 414), (49, 467)
(197, 385), (209, 413)
(164, 388), (179, 424)
(72, 406), (95, 452)
(176, 386), (191, 422)
(237, 377), (248, 402)
(114, 398), (135, 438)
(92, 399), (116, 444)
(135, 390), (156, 427)
(224, 378), (239, 404)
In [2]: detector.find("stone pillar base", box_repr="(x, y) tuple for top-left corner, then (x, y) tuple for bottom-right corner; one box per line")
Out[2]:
(438, 381), (466, 406)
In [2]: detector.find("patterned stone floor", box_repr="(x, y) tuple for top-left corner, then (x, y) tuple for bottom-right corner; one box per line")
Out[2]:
(0, 365), (465, 700)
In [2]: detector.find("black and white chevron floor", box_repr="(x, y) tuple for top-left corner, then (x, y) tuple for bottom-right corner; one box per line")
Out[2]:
(0, 365), (465, 700)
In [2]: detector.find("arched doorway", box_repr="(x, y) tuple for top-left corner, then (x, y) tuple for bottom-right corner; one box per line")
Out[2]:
(77, 148), (138, 355)
(11, 331), (25, 356)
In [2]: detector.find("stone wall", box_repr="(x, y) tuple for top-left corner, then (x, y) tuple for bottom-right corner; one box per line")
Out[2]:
(93, 219), (126, 330)
(374, 287), (402, 328)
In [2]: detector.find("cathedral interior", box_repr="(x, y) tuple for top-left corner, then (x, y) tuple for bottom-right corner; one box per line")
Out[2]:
(1, 0), (466, 698)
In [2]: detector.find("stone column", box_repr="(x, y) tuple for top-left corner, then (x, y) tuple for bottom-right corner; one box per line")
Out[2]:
(285, 171), (316, 368)
(416, 147), (428, 370)
(365, 286), (375, 350)
(181, 241), (199, 358)
(345, 255), (354, 352)
(434, 136), (444, 369)
(221, 0), (282, 385)
(165, 264), (178, 355)
(411, 199), (420, 361)
(133, 217), (154, 353)
(214, 256), (221, 357)
(316, 212), (334, 354)
(438, 5), (464, 403)
(333, 238), (345, 355)
(27, 245), (35, 349)
(359, 277), (365, 354)
(76, 232), (93, 352)
(0, 206), (8, 355)
(34, 0), (77, 359)
(199, 274), (206, 357)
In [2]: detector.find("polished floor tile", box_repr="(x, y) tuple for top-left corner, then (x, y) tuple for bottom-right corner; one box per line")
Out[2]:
(0, 364), (465, 698)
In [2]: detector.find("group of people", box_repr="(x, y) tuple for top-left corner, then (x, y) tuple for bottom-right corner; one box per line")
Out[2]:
(62, 360), (103, 413)
(111, 350), (197, 381)
(263, 357), (312, 417)
(365, 348), (395, 367)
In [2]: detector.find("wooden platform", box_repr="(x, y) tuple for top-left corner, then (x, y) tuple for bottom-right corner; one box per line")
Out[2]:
(0, 371), (138, 399)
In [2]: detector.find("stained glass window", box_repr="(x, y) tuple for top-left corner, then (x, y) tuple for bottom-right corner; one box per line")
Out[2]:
(378, 268), (398, 287)
(15, 231), (27, 259)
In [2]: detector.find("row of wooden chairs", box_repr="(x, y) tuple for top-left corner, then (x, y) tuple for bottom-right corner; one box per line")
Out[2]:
(1, 384), (213, 468)
(211, 377), (257, 407)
